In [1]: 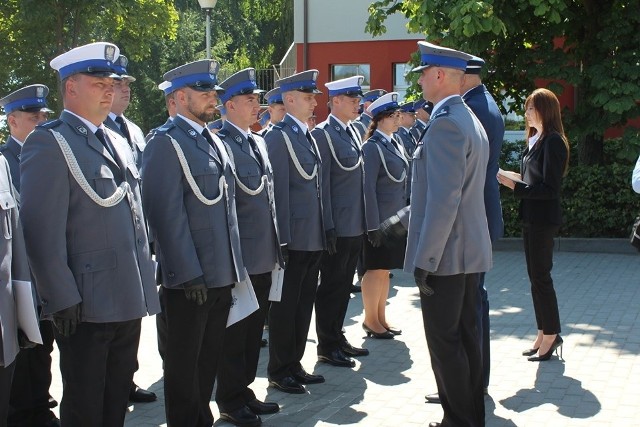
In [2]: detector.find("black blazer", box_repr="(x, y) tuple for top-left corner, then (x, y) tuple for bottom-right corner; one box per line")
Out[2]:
(514, 132), (568, 225)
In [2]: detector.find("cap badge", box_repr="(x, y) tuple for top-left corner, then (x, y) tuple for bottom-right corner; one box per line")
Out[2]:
(312, 71), (318, 80)
(249, 69), (255, 80)
(209, 61), (217, 75)
(105, 45), (116, 62)
(36, 86), (44, 98)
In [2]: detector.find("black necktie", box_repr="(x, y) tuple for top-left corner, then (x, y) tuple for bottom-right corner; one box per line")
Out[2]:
(247, 134), (263, 170)
(115, 116), (133, 150)
(201, 129), (222, 161)
(95, 128), (117, 160)
(345, 125), (360, 150)
(305, 131), (318, 157)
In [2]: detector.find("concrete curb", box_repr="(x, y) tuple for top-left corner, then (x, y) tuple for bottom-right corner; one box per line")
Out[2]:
(494, 237), (639, 254)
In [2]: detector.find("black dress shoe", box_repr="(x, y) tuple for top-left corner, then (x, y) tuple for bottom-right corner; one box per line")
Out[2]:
(318, 349), (356, 367)
(268, 376), (305, 394)
(260, 338), (268, 347)
(425, 393), (440, 404)
(129, 384), (157, 402)
(292, 369), (325, 384)
(362, 323), (394, 339)
(385, 326), (402, 335)
(220, 405), (262, 426)
(246, 398), (280, 415)
(341, 342), (369, 357)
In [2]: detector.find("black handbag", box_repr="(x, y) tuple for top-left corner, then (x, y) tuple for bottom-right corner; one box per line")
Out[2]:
(631, 214), (640, 251)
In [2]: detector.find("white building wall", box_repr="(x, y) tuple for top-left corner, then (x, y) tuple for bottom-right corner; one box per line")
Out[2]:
(294, 0), (423, 43)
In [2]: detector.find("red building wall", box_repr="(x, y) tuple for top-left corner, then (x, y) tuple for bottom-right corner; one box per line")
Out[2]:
(296, 39), (421, 121)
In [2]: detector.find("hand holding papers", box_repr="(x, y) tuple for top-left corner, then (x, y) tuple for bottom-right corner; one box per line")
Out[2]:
(498, 168), (527, 188)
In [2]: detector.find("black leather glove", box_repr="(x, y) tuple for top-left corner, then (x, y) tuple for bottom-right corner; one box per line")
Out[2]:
(53, 304), (81, 337)
(183, 276), (207, 305)
(414, 267), (434, 296)
(368, 229), (383, 248)
(281, 245), (289, 266)
(17, 329), (37, 349)
(325, 228), (337, 255)
(379, 214), (408, 241)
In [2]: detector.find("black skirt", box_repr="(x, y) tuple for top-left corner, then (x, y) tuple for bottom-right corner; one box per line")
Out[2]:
(362, 235), (406, 271)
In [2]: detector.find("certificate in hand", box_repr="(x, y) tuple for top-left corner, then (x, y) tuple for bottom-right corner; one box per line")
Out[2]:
(498, 169), (527, 185)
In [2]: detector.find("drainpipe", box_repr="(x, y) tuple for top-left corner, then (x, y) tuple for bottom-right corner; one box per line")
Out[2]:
(303, 0), (308, 70)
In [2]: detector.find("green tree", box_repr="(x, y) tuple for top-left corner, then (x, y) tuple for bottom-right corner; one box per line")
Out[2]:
(366, 0), (640, 165)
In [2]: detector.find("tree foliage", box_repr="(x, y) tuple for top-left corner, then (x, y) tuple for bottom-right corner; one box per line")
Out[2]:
(366, 0), (640, 165)
(0, 0), (294, 134)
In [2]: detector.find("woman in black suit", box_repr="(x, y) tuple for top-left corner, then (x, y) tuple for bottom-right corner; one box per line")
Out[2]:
(497, 88), (569, 361)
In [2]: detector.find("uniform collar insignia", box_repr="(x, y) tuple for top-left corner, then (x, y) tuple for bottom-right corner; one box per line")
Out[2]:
(76, 126), (87, 135)
(235, 135), (242, 143)
(432, 106), (449, 119)
(188, 129), (198, 137)
(292, 125), (299, 133)
(334, 125), (340, 132)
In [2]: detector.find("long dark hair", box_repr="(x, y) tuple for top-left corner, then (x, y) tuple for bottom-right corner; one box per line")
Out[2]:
(525, 88), (570, 175)
(364, 110), (394, 141)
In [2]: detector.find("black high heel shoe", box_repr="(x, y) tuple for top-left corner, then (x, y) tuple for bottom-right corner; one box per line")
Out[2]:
(384, 326), (402, 335)
(522, 347), (539, 357)
(528, 335), (563, 361)
(362, 323), (394, 339)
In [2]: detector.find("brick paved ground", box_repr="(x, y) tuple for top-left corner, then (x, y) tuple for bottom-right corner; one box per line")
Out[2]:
(47, 248), (640, 426)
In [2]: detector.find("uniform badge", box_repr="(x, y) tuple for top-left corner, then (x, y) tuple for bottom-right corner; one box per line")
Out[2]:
(312, 71), (318, 81)
(36, 86), (45, 98)
(249, 69), (255, 80)
(76, 126), (87, 135)
(334, 125), (340, 132)
(292, 125), (299, 133)
(432, 106), (449, 119)
(105, 45), (116, 62)
(209, 61), (218, 77)
(120, 56), (128, 67)
(391, 93), (398, 103)
(235, 135), (242, 143)
(188, 129), (197, 137)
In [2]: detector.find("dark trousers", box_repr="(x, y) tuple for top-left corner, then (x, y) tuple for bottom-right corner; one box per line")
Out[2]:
(156, 286), (167, 364)
(476, 272), (490, 389)
(55, 319), (141, 427)
(315, 235), (363, 354)
(1, 361), (16, 427)
(421, 273), (484, 427)
(268, 250), (322, 380)
(163, 286), (231, 427)
(8, 320), (56, 426)
(216, 272), (272, 412)
(523, 223), (561, 334)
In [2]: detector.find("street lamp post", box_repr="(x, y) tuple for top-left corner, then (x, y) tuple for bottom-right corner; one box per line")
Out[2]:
(198, 0), (218, 59)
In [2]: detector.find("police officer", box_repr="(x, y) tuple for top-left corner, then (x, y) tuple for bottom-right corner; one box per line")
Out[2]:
(0, 85), (59, 427)
(351, 89), (387, 138)
(395, 101), (417, 204)
(214, 68), (284, 426)
(141, 59), (246, 427)
(258, 87), (286, 135)
(104, 55), (146, 170)
(20, 42), (160, 426)
(312, 75), (369, 368)
(405, 41), (491, 427)
(409, 99), (433, 142)
(264, 70), (327, 394)
(0, 154), (35, 427)
(101, 55), (156, 404)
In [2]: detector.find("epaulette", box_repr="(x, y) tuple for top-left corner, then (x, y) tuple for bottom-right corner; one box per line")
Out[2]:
(217, 128), (229, 139)
(37, 119), (63, 129)
(153, 121), (176, 136)
(273, 121), (286, 131)
(431, 106), (450, 120)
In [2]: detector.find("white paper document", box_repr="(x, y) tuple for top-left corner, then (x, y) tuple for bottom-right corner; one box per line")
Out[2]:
(227, 274), (259, 327)
(269, 264), (285, 302)
(498, 168), (528, 185)
(13, 280), (43, 345)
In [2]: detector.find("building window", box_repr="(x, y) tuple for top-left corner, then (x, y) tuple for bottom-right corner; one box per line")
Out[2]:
(331, 64), (370, 92)
(393, 63), (412, 101)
